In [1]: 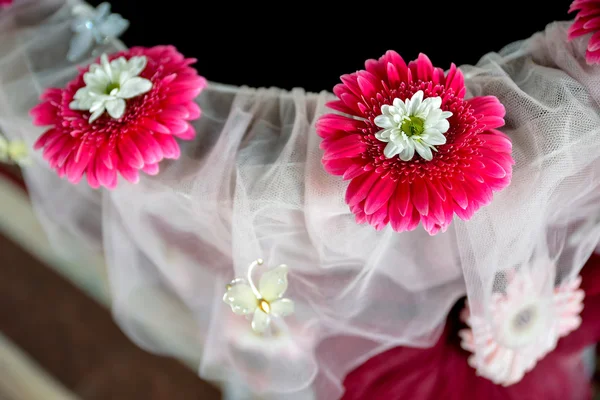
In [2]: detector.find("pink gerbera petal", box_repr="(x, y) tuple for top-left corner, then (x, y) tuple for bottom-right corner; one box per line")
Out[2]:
(316, 51), (513, 235)
(31, 46), (206, 189)
(568, 0), (600, 64)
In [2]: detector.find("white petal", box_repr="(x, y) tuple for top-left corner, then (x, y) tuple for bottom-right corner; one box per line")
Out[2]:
(72, 3), (95, 17)
(424, 108), (442, 126)
(67, 30), (94, 62)
(434, 119), (450, 133)
(90, 85), (108, 97)
(94, 2), (111, 20)
(374, 114), (394, 129)
(422, 129), (447, 146)
(105, 98), (126, 119)
(118, 77), (152, 99)
(426, 96), (442, 110)
(392, 97), (405, 109)
(83, 72), (108, 90)
(127, 56), (148, 77)
(389, 129), (404, 143)
(118, 70), (131, 85)
(375, 129), (392, 142)
(100, 53), (113, 81)
(222, 283), (257, 316)
(259, 264), (289, 302)
(409, 90), (423, 114)
(73, 87), (91, 100)
(270, 298), (295, 317)
(98, 15), (130, 38)
(110, 56), (128, 73)
(414, 141), (433, 161)
(69, 99), (86, 111)
(399, 142), (416, 161)
(251, 309), (271, 333)
(383, 142), (402, 158)
(414, 107), (429, 120)
(89, 100), (106, 113)
(395, 98), (408, 115)
(88, 106), (105, 123)
(441, 111), (453, 119)
(92, 92), (110, 100)
(415, 97), (436, 118)
(88, 63), (102, 74)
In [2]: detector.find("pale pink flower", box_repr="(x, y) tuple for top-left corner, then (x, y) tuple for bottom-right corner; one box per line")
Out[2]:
(459, 270), (584, 386)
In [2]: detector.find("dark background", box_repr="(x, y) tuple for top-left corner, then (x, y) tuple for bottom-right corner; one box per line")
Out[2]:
(92, 1), (573, 92)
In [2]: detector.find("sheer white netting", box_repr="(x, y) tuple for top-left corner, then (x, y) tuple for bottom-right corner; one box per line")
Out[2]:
(0, 0), (121, 267)
(459, 22), (600, 333)
(2, 0), (600, 398)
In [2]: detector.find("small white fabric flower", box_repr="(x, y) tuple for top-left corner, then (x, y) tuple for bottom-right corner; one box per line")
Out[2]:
(373, 90), (452, 161)
(68, 2), (129, 62)
(0, 135), (30, 166)
(223, 259), (295, 334)
(459, 268), (584, 386)
(70, 53), (152, 123)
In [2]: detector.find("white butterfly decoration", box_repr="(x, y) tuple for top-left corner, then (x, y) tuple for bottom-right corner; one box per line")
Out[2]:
(67, 2), (129, 62)
(223, 259), (295, 334)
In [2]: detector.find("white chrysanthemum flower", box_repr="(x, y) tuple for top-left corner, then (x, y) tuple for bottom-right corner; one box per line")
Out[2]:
(223, 259), (295, 334)
(373, 90), (452, 161)
(70, 53), (152, 123)
(0, 135), (30, 166)
(459, 270), (584, 386)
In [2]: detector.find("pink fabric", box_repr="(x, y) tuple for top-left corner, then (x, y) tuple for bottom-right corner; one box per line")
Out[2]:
(31, 46), (206, 189)
(316, 51), (513, 235)
(342, 254), (600, 400)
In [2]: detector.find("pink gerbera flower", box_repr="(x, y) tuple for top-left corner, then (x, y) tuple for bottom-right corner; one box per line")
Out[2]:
(568, 0), (600, 64)
(31, 45), (206, 189)
(316, 52), (513, 235)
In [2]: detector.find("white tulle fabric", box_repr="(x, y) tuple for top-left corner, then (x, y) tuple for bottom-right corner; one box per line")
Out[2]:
(2, 1), (600, 399)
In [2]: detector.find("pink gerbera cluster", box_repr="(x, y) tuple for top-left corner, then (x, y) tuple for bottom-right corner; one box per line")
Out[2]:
(31, 45), (205, 189)
(568, 0), (600, 64)
(316, 51), (513, 235)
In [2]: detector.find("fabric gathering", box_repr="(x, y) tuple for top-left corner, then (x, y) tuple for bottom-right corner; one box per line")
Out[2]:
(1, 0), (600, 399)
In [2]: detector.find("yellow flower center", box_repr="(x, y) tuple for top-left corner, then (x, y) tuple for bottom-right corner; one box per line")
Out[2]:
(105, 81), (120, 95)
(258, 299), (271, 314)
(401, 116), (425, 137)
(512, 306), (536, 332)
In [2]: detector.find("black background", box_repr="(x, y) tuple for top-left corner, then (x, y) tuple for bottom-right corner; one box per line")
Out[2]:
(88, 1), (574, 92)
